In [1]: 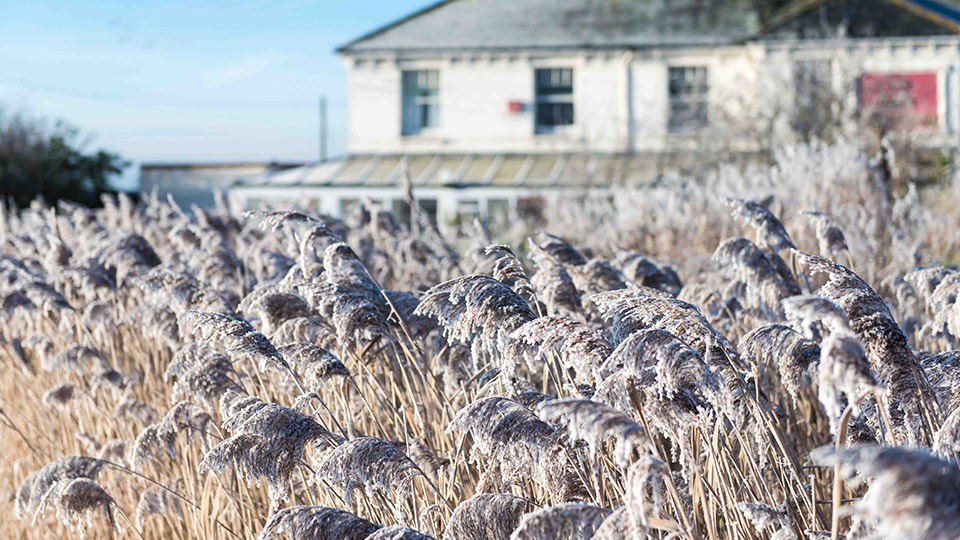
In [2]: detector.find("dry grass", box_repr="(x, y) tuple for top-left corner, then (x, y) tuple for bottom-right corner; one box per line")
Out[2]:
(3, 141), (960, 540)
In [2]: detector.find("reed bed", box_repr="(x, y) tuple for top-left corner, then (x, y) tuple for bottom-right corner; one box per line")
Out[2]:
(3, 141), (960, 540)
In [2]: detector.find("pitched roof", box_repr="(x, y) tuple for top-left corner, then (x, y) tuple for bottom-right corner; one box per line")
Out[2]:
(758, 0), (960, 38)
(338, 0), (960, 55)
(337, 0), (763, 54)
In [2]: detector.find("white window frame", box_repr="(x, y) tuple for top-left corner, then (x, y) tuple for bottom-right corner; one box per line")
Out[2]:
(534, 67), (575, 134)
(667, 66), (709, 133)
(401, 69), (440, 136)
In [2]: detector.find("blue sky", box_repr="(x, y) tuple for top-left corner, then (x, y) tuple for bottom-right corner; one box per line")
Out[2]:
(0, 0), (428, 176)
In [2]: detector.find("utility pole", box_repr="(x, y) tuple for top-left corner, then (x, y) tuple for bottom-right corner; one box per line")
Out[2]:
(319, 95), (328, 162)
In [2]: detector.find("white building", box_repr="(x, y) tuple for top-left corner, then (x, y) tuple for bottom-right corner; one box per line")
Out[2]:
(233, 0), (960, 226)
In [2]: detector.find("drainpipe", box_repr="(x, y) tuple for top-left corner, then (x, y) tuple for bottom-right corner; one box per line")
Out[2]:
(624, 50), (636, 153)
(948, 64), (955, 137)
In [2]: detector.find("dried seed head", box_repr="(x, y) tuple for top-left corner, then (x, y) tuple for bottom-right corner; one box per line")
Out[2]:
(724, 197), (795, 253)
(443, 492), (531, 540)
(16, 456), (106, 520)
(257, 505), (381, 540)
(181, 310), (288, 371)
(135, 479), (183, 529)
(42, 382), (80, 408)
(509, 501), (610, 540)
(367, 525), (436, 540)
(738, 502), (797, 540)
(803, 210), (848, 257)
(200, 393), (339, 504)
(314, 437), (421, 513)
(812, 445), (960, 540)
(508, 316), (612, 384)
(536, 398), (648, 467)
(34, 478), (115, 539)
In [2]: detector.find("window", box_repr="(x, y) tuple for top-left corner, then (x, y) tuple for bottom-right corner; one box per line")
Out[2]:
(456, 199), (481, 225)
(402, 70), (439, 135)
(392, 199), (412, 226)
(517, 196), (546, 224)
(535, 68), (574, 133)
(487, 199), (510, 228)
(858, 72), (937, 131)
(418, 198), (438, 225)
(793, 60), (834, 135)
(668, 66), (709, 133)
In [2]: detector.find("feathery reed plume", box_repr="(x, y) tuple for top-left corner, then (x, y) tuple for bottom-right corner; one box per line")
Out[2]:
(415, 275), (536, 361)
(135, 479), (183, 529)
(528, 240), (582, 319)
(42, 381), (80, 408)
(508, 501), (610, 540)
(803, 211), (849, 259)
(534, 232), (587, 266)
(591, 288), (741, 375)
(244, 209), (320, 231)
(812, 445), (960, 540)
(443, 492), (532, 540)
(448, 396), (584, 500)
(130, 401), (214, 467)
(603, 328), (712, 398)
(784, 295), (879, 434)
(45, 344), (109, 373)
(624, 455), (669, 535)
(181, 310), (289, 371)
(314, 436), (421, 511)
(33, 478), (116, 539)
(613, 251), (682, 296)
(367, 525), (437, 540)
(569, 258), (628, 295)
(248, 291), (314, 334)
(16, 456), (106, 519)
(136, 267), (235, 315)
(323, 241), (382, 297)
(268, 315), (339, 350)
(792, 250), (920, 413)
(164, 346), (242, 408)
(535, 398), (648, 467)
(278, 343), (350, 389)
(738, 502), (797, 540)
(257, 505), (381, 540)
(97, 439), (131, 467)
(199, 392), (339, 503)
(114, 393), (159, 425)
(485, 245), (538, 308)
(304, 282), (389, 349)
(508, 316), (612, 383)
(933, 406), (960, 458)
(740, 324), (820, 402)
(713, 237), (800, 315)
(724, 197), (796, 253)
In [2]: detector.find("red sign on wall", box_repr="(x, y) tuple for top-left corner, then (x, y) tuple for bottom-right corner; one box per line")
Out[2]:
(507, 100), (526, 113)
(858, 72), (937, 130)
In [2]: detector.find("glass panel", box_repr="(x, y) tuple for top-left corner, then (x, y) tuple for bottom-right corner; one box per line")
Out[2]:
(668, 66), (709, 133)
(402, 70), (440, 135)
(364, 157), (401, 186)
(491, 156), (526, 185)
(524, 156), (559, 186)
(426, 155), (465, 185)
(392, 199), (412, 226)
(487, 199), (510, 227)
(331, 157), (372, 185)
(418, 198), (438, 225)
(461, 156), (495, 183)
(535, 67), (574, 132)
